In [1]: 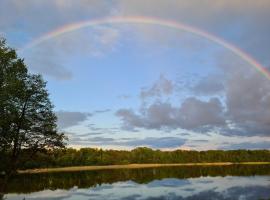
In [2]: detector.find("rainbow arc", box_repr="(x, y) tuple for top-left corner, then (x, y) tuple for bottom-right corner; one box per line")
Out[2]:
(22, 16), (270, 80)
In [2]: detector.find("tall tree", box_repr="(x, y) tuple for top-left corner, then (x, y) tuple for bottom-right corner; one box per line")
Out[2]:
(0, 39), (66, 175)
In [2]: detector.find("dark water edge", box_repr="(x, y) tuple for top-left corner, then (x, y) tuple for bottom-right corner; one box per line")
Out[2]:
(2, 164), (270, 194)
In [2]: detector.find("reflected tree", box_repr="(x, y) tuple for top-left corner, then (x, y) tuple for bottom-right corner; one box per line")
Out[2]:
(3, 164), (270, 194)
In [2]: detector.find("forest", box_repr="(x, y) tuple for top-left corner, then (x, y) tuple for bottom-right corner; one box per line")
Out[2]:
(9, 147), (270, 170)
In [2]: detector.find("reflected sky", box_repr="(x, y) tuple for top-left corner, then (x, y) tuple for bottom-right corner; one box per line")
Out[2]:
(5, 176), (270, 200)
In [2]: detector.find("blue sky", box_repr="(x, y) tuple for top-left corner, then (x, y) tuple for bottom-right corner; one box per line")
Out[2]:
(1, 0), (270, 150)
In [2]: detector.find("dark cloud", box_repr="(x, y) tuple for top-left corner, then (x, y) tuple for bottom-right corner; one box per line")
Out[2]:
(116, 51), (270, 137)
(0, 0), (119, 80)
(117, 0), (270, 65)
(192, 140), (209, 143)
(2, 0), (270, 141)
(191, 75), (224, 95)
(94, 109), (111, 114)
(0, 0), (113, 33)
(56, 111), (92, 129)
(179, 97), (225, 129)
(69, 136), (115, 145)
(77, 132), (104, 137)
(122, 137), (186, 149)
(224, 66), (270, 136)
(120, 138), (134, 141)
(24, 46), (73, 80)
(203, 53), (270, 137)
(21, 26), (120, 80)
(140, 75), (174, 99)
(147, 179), (190, 188)
(221, 141), (270, 150)
(119, 185), (270, 200)
(121, 194), (142, 200)
(116, 109), (145, 131)
(2, 0), (270, 79)
(177, 133), (191, 136)
(88, 126), (102, 131)
(69, 136), (186, 149)
(89, 137), (114, 143)
(116, 97), (225, 131)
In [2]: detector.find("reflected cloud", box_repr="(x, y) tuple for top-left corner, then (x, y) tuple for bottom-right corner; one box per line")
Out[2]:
(4, 166), (270, 200)
(147, 178), (190, 188)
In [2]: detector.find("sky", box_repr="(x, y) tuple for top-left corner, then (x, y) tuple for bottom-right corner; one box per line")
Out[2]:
(1, 0), (270, 150)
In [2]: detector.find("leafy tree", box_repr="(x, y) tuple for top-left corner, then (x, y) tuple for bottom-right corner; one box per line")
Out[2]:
(0, 39), (66, 176)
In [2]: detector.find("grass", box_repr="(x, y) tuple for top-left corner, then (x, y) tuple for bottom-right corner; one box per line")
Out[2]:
(18, 162), (270, 174)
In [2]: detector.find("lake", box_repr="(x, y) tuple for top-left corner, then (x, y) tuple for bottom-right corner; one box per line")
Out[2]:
(3, 164), (270, 200)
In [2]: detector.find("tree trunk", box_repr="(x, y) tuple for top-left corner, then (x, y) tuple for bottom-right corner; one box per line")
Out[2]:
(0, 174), (9, 199)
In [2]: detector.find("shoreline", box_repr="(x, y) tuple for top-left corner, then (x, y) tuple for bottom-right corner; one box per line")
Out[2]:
(18, 162), (270, 174)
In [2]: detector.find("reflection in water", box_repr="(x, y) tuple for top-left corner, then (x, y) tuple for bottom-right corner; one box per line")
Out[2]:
(2, 165), (270, 200)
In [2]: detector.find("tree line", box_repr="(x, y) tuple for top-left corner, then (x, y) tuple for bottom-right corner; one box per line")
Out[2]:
(16, 147), (270, 169)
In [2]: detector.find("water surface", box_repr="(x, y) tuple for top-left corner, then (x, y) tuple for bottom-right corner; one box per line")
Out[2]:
(3, 164), (270, 200)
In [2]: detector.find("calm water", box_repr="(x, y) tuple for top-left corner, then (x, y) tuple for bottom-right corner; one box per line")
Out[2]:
(3, 165), (270, 200)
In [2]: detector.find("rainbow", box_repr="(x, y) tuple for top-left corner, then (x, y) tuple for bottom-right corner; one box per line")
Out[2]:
(22, 16), (270, 80)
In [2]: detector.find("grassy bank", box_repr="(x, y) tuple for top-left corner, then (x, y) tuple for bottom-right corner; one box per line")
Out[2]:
(18, 162), (270, 174)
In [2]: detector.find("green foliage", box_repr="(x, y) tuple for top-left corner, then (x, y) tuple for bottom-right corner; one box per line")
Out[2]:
(0, 38), (66, 174)
(20, 147), (270, 169)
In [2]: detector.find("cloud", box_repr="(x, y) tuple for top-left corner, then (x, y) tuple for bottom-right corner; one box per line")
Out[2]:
(116, 109), (145, 130)
(122, 137), (186, 149)
(221, 141), (270, 150)
(3, 0), (270, 80)
(94, 109), (111, 114)
(210, 53), (270, 137)
(191, 75), (224, 95)
(89, 126), (120, 134)
(21, 25), (120, 80)
(68, 136), (114, 146)
(179, 97), (225, 129)
(117, 0), (270, 65)
(2, 0), (270, 141)
(119, 185), (270, 200)
(0, 0), (119, 80)
(69, 135), (186, 149)
(77, 132), (104, 137)
(225, 71), (270, 136)
(24, 46), (73, 80)
(192, 140), (209, 143)
(116, 97), (225, 131)
(56, 111), (92, 129)
(0, 0), (114, 33)
(88, 137), (114, 143)
(116, 56), (270, 137)
(140, 75), (174, 99)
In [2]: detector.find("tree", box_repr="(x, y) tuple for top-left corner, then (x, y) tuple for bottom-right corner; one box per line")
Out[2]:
(0, 38), (66, 176)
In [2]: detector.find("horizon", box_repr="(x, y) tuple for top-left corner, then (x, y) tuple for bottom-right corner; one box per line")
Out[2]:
(49, 146), (270, 152)
(1, 0), (270, 150)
